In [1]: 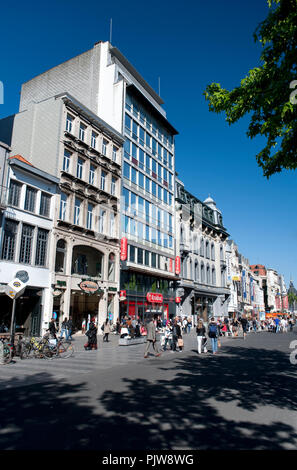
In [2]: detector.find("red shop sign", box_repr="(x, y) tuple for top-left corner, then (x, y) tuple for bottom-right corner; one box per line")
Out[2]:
(120, 237), (128, 261)
(146, 292), (163, 303)
(175, 256), (181, 275)
(169, 258), (173, 273)
(175, 297), (181, 303)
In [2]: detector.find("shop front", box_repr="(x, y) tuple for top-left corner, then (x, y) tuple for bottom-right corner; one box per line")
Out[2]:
(120, 271), (176, 323)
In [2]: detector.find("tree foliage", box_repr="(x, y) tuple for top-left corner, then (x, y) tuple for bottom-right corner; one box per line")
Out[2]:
(204, 0), (297, 178)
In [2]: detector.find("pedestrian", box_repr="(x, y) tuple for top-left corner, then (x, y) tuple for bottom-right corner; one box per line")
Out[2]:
(240, 314), (248, 340)
(67, 316), (73, 340)
(115, 318), (121, 335)
(84, 320), (97, 350)
(187, 316), (192, 334)
(82, 318), (86, 334)
(196, 319), (207, 354)
(102, 318), (111, 342)
(144, 316), (161, 358)
(60, 317), (68, 339)
(163, 321), (173, 351)
(208, 317), (219, 355)
(172, 318), (181, 352)
(182, 317), (188, 334)
(48, 317), (57, 339)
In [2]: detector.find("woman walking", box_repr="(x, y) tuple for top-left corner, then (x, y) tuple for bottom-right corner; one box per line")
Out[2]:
(208, 317), (219, 355)
(84, 320), (97, 350)
(196, 319), (207, 354)
(103, 318), (111, 342)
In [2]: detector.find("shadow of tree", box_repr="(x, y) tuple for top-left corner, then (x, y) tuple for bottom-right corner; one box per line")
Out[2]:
(0, 339), (296, 450)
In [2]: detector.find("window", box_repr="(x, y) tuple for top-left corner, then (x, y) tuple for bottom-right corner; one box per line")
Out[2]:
(35, 228), (49, 266)
(212, 268), (216, 285)
(87, 203), (94, 230)
(109, 212), (115, 235)
(145, 250), (150, 266)
(195, 261), (199, 281)
(211, 243), (215, 261)
(79, 123), (86, 141)
(89, 164), (95, 185)
(40, 192), (51, 217)
(99, 209), (106, 233)
(129, 245), (135, 263)
(59, 193), (67, 221)
(24, 186), (37, 213)
(112, 146), (117, 162)
(131, 167), (137, 185)
(55, 239), (66, 273)
(91, 131), (98, 149)
(1, 219), (18, 261)
(19, 224), (34, 264)
(108, 253), (115, 281)
(145, 176), (151, 193)
(206, 241), (210, 259)
(200, 238), (205, 257)
(101, 171), (107, 191)
(76, 158), (84, 179)
(66, 114), (74, 133)
(138, 172), (144, 188)
(74, 198), (81, 225)
(111, 177), (116, 196)
(123, 162), (130, 180)
(137, 248), (143, 264)
(63, 150), (71, 172)
(8, 180), (22, 207)
(102, 139), (108, 156)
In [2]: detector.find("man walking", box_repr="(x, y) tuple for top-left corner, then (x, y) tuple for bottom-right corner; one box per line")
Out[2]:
(144, 316), (161, 358)
(208, 317), (219, 355)
(67, 316), (73, 341)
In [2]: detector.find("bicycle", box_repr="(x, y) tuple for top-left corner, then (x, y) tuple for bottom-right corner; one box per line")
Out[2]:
(47, 336), (74, 359)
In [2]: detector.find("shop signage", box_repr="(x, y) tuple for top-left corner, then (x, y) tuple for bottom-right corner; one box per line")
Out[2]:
(15, 270), (29, 284)
(175, 297), (181, 303)
(79, 280), (99, 294)
(169, 259), (173, 273)
(57, 280), (67, 287)
(119, 290), (126, 301)
(175, 256), (181, 275)
(5, 278), (26, 300)
(108, 287), (117, 292)
(120, 237), (128, 261)
(146, 292), (163, 303)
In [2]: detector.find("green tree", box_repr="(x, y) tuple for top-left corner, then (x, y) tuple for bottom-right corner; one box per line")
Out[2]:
(204, 0), (297, 178)
(288, 291), (297, 307)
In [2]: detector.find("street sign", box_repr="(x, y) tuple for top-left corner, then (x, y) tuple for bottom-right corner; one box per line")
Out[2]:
(5, 278), (26, 300)
(15, 270), (29, 283)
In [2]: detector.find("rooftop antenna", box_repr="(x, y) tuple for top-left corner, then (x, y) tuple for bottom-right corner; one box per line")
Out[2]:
(110, 18), (112, 44)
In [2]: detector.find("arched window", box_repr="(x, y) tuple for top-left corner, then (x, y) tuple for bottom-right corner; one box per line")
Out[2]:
(220, 245), (224, 261)
(55, 239), (67, 273)
(195, 260), (199, 282)
(182, 256), (187, 279)
(108, 253), (116, 281)
(72, 245), (104, 278)
(201, 263), (205, 283)
(189, 258), (193, 280)
(211, 243), (215, 261)
(200, 237), (205, 257)
(206, 265), (210, 284)
(206, 240), (210, 259)
(212, 267), (216, 285)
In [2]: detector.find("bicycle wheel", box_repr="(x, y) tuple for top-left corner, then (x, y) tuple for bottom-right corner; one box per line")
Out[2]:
(57, 342), (74, 358)
(42, 345), (54, 360)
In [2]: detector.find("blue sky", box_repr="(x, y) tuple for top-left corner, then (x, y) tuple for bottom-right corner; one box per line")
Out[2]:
(0, 0), (296, 287)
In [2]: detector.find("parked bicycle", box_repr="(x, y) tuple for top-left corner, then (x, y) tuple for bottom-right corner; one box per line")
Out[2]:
(20, 333), (74, 360)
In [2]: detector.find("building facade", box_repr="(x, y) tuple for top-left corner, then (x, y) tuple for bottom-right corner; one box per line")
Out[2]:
(175, 179), (230, 322)
(10, 93), (124, 332)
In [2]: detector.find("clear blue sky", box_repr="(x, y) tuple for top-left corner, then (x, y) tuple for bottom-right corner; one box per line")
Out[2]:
(1, 0), (296, 287)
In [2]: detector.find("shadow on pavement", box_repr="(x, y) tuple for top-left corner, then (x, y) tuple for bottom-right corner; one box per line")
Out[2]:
(0, 340), (297, 450)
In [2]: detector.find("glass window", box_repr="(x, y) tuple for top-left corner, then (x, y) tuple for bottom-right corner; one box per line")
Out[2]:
(111, 176), (116, 195)
(63, 149), (71, 172)
(131, 167), (137, 185)
(89, 164), (96, 185)
(138, 172), (144, 188)
(112, 146), (118, 162)
(19, 224), (34, 264)
(145, 154), (151, 174)
(145, 176), (151, 193)
(137, 248), (143, 264)
(145, 250), (150, 266)
(24, 186), (37, 212)
(59, 192), (67, 221)
(79, 123), (86, 141)
(8, 180), (22, 207)
(91, 131), (98, 149)
(66, 114), (74, 133)
(101, 170), (107, 191)
(35, 228), (49, 266)
(145, 224), (150, 241)
(1, 219), (18, 261)
(102, 138), (108, 156)
(123, 162), (130, 180)
(125, 114), (132, 134)
(110, 212), (115, 235)
(40, 192), (51, 217)
(76, 158), (84, 179)
(99, 209), (106, 233)
(87, 203), (94, 230)
(124, 139), (131, 160)
(74, 198), (81, 225)
(139, 149), (145, 169)
(129, 245), (135, 263)
(152, 181), (157, 197)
